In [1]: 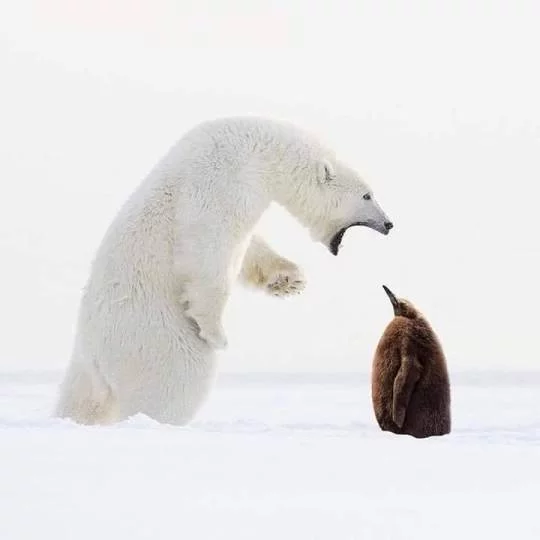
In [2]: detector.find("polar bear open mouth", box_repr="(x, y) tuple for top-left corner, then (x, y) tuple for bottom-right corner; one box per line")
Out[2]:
(329, 221), (388, 255)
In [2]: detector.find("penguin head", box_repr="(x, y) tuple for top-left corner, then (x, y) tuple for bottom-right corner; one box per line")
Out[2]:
(382, 285), (419, 319)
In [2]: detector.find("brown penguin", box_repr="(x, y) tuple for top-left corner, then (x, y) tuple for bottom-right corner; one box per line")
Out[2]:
(371, 285), (451, 438)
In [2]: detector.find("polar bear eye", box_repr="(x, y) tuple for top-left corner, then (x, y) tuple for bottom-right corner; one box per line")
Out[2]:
(363, 193), (371, 201)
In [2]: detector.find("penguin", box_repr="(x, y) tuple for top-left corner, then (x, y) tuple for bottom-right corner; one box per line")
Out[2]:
(371, 285), (451, 438)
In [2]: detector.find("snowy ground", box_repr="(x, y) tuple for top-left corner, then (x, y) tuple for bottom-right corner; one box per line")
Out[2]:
(1, 370), (539, 540)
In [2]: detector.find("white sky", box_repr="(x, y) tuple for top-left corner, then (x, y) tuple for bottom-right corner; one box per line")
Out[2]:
(1, 0), (539, 373)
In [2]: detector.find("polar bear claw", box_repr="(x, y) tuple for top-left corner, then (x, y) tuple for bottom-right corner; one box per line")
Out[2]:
(265, 266), (306, 297)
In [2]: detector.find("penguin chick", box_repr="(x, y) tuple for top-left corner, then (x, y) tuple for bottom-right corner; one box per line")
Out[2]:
(371, 285), (451, 438)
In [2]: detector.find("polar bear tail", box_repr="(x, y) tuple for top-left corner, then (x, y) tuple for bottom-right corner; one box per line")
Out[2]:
(54, 360), (118, 425)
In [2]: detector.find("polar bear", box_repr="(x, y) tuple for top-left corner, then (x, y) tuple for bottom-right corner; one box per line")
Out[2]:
(55, 116), (393, 426)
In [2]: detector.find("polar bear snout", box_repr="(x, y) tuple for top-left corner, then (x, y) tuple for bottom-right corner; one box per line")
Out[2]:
(362, 218), (394, 236)
(366, 197), (394, 235)
(371, 219), (393, 235)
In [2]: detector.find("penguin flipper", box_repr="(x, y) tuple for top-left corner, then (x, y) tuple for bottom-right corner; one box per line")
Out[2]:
(392, 353), (422, 428)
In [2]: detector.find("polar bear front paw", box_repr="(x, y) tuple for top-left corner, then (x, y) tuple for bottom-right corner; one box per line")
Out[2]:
(184, 306), (228, 350)
(198, 326), (228, 350)
(265, 265), (306, 298)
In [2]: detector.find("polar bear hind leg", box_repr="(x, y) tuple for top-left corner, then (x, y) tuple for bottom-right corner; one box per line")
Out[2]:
(55, 361), (119, 425)
(240, 234), (306, 297)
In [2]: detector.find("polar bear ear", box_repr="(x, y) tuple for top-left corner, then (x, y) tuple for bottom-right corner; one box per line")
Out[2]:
(318, 159), (336, 184)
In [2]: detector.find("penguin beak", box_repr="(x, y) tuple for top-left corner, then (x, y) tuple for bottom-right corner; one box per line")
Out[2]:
(382, 285), (399, 315)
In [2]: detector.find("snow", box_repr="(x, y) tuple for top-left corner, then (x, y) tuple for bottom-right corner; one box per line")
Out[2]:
(1, 371), (539, 539)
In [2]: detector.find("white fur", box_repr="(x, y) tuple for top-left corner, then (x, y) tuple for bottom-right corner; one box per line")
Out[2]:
(55, 116), (392, 426)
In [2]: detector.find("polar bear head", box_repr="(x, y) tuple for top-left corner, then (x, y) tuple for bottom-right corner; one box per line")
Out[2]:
(308, 158), (394, 256)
